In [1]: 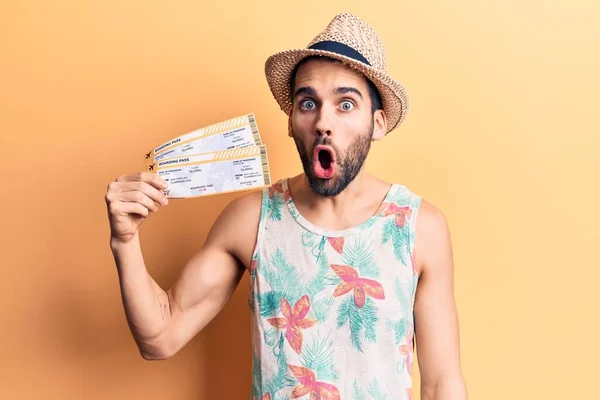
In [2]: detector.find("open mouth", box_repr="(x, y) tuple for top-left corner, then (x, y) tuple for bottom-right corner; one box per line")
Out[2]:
(318, 148), (332, 169)
(312, 145), (336, 179)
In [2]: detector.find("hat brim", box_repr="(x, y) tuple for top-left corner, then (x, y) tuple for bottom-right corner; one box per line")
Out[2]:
(264, 48), (409, 133)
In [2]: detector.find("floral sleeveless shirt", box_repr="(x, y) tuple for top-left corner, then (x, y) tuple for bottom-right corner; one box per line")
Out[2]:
(248, 178), (422, 400)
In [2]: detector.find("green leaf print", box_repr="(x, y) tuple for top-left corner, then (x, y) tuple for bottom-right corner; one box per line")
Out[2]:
(367, 376), (388, 400)
(342, 233), (379, 278)
(391, 186), (410, 204)
(306, 270), (327, 299)
(288, 206), (299, 219)
(364, 305), (378, 343)
(381, 218), (411, 265)
(314, 235), (326, 258)
(336, 297), (359, 349)
(301, 231), (318, 252)
(264, 335), (296, 396)
(264, 326), (278, 347)
(300, 332), (339, 382)
(311, 295), (334, 323)
(395, 277), (412, 312)
(387, 318), (408, 345)
(382, 218), (393, 243)
(252, 340), (295, 399)
(350, 377), (389, 400)
(251, 347), (264, 399)
(258, 291), (285, 318)
(260, 191), (269, 222)
(353, 381), (368, 400)
(260, 249), (305, 304)
(386, 277), (413, 345)
(306, 239), (330, 299)
(336, 296), (379, 352)
(268, 192), (284, 220)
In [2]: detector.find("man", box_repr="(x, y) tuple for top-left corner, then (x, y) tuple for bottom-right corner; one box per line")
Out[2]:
(105, 13), (466, 399)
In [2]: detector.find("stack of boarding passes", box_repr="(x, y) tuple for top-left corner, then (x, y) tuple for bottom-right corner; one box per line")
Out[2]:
(144, 113), (271, 199)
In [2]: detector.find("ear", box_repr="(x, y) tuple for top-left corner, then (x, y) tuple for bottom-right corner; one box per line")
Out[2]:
(287, 112), (294, 137)
(372, 109), (387, 141)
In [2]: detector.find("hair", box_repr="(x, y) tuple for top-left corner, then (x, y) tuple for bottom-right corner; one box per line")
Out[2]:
(289, 55), (383, 114)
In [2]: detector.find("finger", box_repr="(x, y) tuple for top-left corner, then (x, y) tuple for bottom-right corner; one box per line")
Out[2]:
(120, 181), (168, 206)
(109, 200), (150, 218)
(146, 173), (169, 191)
(116, 172), (168, 190)
(117, 201), (150, 218)
(117, 191), (160, 213)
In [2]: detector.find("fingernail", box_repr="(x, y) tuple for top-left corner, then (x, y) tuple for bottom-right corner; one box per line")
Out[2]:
(162, 197), (169, 205)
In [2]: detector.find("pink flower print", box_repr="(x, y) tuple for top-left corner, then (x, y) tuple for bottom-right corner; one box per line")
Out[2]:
(289, 365), (341, 400)
(330, 264), (385, 307)
(398, 329), (414, 377)
(269, 182), (291, 202)
(327, 237), (344, 254)
(267, 295), (317, 354)
(382, 203), (411, 228)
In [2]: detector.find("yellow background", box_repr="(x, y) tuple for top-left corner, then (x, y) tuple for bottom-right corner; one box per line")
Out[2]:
(1, 1), (598, 399)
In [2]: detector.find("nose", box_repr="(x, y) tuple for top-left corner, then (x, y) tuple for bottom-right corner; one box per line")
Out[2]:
(314, 108), (333, 137)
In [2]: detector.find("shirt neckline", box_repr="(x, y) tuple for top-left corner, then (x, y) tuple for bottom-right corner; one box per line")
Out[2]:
(282, 178), (398, 238)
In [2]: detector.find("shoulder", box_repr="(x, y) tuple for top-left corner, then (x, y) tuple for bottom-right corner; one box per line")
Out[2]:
(413, 198), (453, 276)
(223, 176), (291, 221)
(224, 187), (265, 217)
(415, 198), (448, 232)
(204, 188), (266, 268)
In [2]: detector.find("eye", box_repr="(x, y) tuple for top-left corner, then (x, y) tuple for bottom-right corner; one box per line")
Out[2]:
(300, 99), (316, 110)
(340, 100), (354, 111)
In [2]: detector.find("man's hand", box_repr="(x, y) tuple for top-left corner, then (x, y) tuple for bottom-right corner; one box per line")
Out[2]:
(105, 172), (169, 244)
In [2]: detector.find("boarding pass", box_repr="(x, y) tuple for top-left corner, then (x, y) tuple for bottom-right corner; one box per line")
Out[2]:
(144, 113), (262, 167)
(150, 145), (271, 199)
(144, 113), (271, 199)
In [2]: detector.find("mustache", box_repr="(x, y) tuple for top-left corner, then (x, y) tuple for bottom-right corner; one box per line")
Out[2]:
(313, 136), (331, 146)
(310, 136), (336, 154)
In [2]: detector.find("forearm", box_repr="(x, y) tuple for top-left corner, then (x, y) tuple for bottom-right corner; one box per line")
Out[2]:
(111, 233), (172, 358)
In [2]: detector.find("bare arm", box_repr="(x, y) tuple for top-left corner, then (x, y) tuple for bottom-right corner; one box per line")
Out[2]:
(413, 200), (467, 399)
(106, 172), (262, 360)
(159, 191), (261, 359)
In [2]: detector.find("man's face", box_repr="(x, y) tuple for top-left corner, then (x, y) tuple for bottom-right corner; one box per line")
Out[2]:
(289, 58), (386, 197)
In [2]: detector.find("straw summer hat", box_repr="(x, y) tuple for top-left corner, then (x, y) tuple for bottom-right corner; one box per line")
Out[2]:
(265, 13), (410, 133)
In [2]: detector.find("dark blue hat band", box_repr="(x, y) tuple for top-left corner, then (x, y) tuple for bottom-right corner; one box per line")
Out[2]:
(308, 41), (371, 66)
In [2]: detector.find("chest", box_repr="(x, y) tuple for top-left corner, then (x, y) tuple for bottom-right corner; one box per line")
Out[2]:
(254, 226), (417, 325)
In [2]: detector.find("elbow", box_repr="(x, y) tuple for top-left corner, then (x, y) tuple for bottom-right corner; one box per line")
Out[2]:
(422, 374), (467, 400)
(136, 333), (178, 361)
(140, 350), (173, 361)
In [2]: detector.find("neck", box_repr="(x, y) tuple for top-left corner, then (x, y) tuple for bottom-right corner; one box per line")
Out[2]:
(288, 170), (390, 231)
(306, 171), (369, 207)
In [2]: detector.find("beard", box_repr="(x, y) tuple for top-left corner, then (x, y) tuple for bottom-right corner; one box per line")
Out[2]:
(292, 119), (374, 197)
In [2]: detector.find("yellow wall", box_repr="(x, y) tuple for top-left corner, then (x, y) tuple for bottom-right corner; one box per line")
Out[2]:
(1, 1), (598, 398)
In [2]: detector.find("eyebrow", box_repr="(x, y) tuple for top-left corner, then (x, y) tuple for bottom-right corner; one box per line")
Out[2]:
(294, 86), (364, 99)
(294, 86), (317, 98)
(334, 87), (363, 99)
